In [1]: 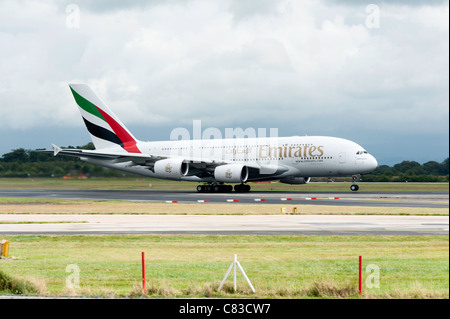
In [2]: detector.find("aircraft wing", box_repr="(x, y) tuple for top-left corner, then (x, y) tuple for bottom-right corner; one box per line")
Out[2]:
(43, 144), (153, 164)
(44, 144), (288, 179)
(44, 144), (218, 166)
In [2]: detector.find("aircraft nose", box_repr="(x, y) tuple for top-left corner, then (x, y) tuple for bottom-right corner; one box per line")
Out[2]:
(369, 155), (378, 171)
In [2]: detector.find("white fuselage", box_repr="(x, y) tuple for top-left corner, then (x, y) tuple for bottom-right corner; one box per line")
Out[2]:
(83, 135), (378, 183)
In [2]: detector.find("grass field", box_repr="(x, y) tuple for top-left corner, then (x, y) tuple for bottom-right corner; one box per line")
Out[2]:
(0, 235), (448, 298)
(1, 177), (449, 192)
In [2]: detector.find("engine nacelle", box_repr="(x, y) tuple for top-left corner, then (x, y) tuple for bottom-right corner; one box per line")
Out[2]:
(279, 177), (311, 185)
(154, 158), (189, 179)
(214, 164), (249, 183)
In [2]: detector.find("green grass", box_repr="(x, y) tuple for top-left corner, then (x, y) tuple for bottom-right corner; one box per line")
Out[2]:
(0, 235), (448, 298)
(0, 177), (448, 192)
(0, 178), (448, 298)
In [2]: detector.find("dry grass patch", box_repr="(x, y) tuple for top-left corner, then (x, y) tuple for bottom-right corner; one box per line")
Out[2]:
(0, 270), (45, 295)
(0, 200), (447, 216)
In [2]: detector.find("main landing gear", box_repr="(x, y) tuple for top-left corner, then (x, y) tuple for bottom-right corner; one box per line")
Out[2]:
(234, 184), (251, 193)
(196, 183), (251, 193)
(197, 184), (232, 193)
(350, 175), (360, 192)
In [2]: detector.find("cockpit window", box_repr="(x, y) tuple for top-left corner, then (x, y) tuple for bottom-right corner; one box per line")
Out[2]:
(356, 151), (368, 155)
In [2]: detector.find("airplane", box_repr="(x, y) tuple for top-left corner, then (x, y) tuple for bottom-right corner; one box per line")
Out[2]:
(48, 83), (378, 193)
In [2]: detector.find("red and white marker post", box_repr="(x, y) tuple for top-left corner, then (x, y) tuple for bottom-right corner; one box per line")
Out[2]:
(142, 252), (146, 294)
(359, 255), (362, 295)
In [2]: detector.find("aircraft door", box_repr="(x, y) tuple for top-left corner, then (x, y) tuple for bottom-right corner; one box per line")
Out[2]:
(339, 152), (346, 164)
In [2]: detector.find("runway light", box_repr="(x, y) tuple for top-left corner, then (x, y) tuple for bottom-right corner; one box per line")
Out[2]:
(280, 198), (292, 201)
(165, 201), (178, 203)
(227, 199), (239, 202)
(0, 240), (9, 258)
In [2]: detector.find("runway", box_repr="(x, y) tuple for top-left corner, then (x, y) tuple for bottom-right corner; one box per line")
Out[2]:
(1, 214), (448, 236)
(0, 189), (448, 235)
(0, 189), (448, 208)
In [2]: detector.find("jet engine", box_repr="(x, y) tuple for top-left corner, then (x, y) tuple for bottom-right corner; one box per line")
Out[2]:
(214, 164), (249, 183)
(279, 177), (311, 185)
(154, 158), (189, 179)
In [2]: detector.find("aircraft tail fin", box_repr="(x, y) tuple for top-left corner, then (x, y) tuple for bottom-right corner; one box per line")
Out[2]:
(68, 84), (141, 153)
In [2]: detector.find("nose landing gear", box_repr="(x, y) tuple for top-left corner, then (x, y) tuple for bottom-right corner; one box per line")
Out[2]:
(350, 175), (360, 192)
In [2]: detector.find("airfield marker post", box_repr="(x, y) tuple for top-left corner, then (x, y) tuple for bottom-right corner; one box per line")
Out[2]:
(142, 252), (146, 294)
(359, 256), (362, 295)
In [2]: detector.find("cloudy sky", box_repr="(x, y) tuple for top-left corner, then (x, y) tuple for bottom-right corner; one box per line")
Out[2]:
(0, 0), (448, 165)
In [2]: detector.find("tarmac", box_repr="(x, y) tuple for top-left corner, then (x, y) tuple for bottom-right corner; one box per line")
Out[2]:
(0, 189), (447, 235)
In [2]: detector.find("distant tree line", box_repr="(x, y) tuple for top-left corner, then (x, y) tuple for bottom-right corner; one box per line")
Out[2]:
(363, 158), (449, 182)
(0, 145), (448, 182)
(0, 143), (134, 178)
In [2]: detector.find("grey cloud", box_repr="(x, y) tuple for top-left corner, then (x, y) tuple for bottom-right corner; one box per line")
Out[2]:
(228, 0), (281, 20)
(57, 0), (190, 13)
(324, 0), (448, 6)
(0, 0), (448, 164)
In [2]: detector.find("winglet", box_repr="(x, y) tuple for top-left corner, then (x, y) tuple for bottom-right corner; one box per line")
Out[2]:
(51, 144), (62, 156)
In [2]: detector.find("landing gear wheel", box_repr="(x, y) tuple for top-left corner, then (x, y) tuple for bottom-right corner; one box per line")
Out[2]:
(234, 184), (251, 193)
(197, 184), (233, 193)
(350, 174), (360, 192)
